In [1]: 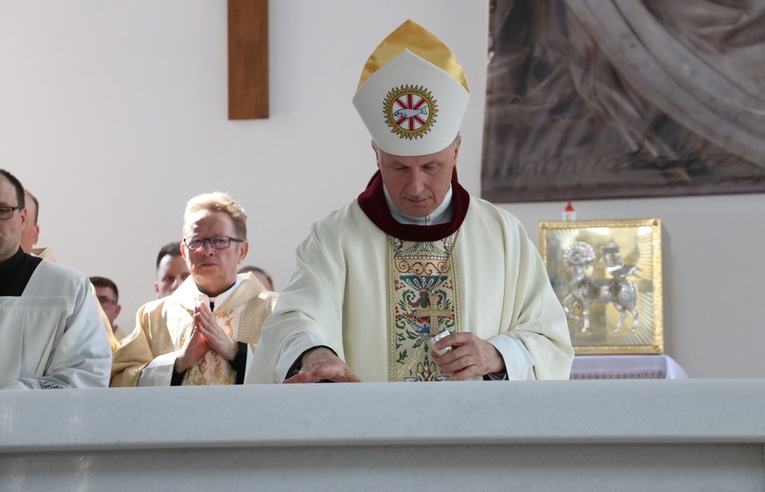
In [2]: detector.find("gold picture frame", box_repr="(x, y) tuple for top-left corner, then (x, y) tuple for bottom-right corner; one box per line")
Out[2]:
(538, 219), (664, 355)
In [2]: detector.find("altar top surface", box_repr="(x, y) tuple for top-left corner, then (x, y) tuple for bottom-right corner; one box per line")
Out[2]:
(2, 379), (763, 452)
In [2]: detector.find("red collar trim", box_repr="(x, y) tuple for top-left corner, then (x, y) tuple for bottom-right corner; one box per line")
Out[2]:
(357, 171), (470, 241)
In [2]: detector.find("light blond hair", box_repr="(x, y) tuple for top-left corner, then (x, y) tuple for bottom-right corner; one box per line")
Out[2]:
(183, 192), (247, 240)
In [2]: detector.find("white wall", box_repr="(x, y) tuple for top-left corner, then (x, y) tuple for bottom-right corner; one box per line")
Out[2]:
(2, 1), (763, 378)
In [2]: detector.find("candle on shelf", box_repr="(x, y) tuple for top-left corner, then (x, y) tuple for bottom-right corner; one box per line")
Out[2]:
(562, 199), (576, 221)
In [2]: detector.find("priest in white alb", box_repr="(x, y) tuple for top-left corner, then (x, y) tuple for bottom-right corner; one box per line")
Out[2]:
(251, 20), (573, 383)
(0, 169), (111, 390)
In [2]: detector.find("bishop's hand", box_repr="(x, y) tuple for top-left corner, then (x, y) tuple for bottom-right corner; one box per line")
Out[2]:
(283, 347), (362, 383)
(432, 332), (505, 381)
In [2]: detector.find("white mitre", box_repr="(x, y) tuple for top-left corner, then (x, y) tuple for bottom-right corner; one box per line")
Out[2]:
(352, 19), (470, 156)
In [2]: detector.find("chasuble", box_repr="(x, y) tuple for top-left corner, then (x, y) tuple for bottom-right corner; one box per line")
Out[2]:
(111, 272), (277, 387)
(252, 176), (573, 383)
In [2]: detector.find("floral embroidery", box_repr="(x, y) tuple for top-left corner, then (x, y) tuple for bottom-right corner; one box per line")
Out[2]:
(388, 232), (460, 381)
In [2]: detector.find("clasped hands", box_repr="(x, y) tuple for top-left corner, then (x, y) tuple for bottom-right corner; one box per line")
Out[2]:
(283, 332), (504, 383)
(175, 302), (237, 373)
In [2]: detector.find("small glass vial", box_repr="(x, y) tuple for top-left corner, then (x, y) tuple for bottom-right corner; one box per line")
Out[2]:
(430, 329), (452, 356)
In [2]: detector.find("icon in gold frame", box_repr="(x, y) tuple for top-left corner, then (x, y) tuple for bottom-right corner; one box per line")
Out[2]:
(538, 218), (664, 355)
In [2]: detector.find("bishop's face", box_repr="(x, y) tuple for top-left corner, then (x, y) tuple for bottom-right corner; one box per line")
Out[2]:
(181, 210), (248, 297)
(0, 175), (25, 262)
(375, 137), (460, 218)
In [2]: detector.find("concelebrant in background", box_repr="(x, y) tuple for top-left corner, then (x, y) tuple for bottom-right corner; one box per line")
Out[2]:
(111, 192), (277, 386)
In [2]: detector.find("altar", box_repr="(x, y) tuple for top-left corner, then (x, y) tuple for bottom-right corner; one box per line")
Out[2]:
(2, 380), (763, 491)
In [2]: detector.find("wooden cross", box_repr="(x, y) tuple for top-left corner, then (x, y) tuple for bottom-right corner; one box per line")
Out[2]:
(413, 291), (453, 336)
(228, 0), (269, 119)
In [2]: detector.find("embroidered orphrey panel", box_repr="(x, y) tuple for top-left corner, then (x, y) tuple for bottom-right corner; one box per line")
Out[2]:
(386, 231), (461, 381)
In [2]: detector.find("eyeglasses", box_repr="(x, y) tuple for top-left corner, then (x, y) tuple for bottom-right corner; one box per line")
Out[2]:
(0, 205), (23, 220)
(183, 236), (243, 251)
(98, 296), (118, 307)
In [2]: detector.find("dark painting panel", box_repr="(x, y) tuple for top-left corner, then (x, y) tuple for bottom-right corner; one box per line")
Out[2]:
(482, 0), (765, 203)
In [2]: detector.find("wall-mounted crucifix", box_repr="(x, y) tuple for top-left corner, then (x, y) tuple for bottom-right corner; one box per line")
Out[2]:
(228, 0), (269, 119)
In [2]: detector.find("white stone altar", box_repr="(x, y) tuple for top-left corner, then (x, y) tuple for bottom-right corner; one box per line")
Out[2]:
(2, 380), (764, 491)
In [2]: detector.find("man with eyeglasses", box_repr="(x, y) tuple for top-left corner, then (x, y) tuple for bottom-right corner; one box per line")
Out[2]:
(89, 276), (131, 342)
(111, 192), (278, 386)
(0, 169), (111, 390)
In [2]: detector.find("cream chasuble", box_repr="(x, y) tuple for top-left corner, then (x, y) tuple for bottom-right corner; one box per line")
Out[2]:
(252, 174), (573, 383)
(111, 272), (277, 387)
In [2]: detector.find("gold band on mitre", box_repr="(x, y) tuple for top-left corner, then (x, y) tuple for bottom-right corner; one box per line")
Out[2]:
(353, 20), (470, 156)
(355, 20), (469, 93)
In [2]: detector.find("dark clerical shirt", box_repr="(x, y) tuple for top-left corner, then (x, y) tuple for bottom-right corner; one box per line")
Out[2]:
(0, 247), (42, 297)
